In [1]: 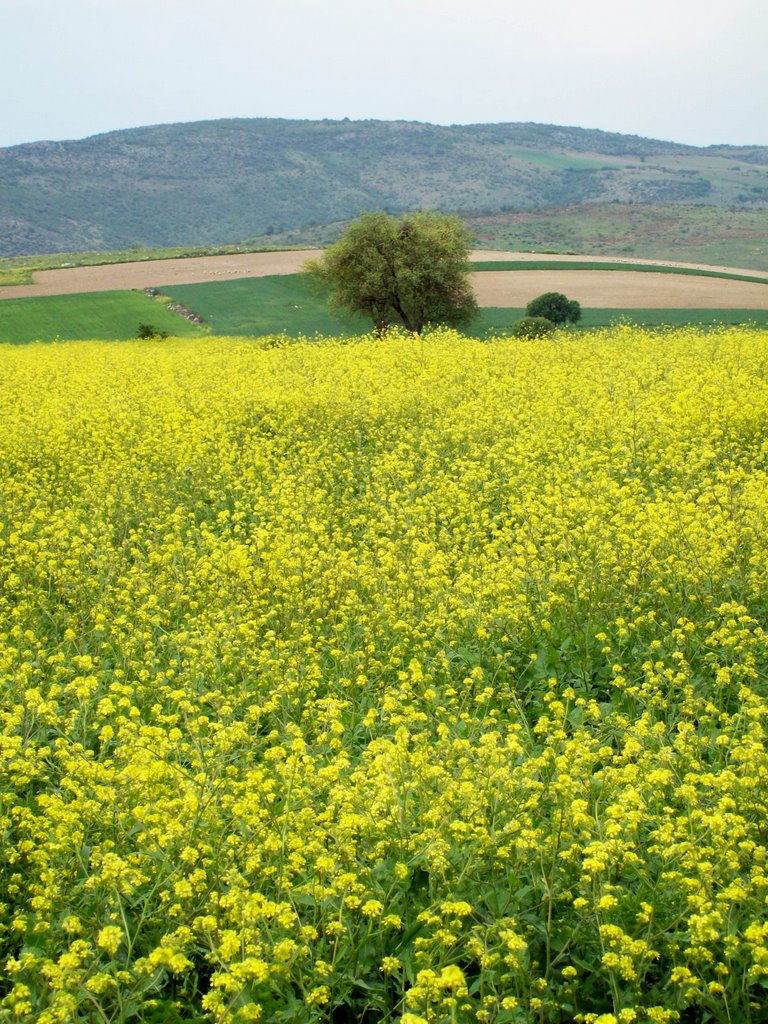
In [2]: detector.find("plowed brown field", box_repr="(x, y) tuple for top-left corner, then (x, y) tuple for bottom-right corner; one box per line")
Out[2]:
(473, 270), (768, 309)
(0, 250), (324, 299)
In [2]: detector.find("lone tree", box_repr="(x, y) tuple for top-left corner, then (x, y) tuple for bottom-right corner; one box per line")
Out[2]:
(304, 211), (478, 335)
(525, 291), (581, 325)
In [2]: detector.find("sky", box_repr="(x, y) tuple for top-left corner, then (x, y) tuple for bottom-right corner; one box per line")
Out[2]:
(2, 0), (767, 149)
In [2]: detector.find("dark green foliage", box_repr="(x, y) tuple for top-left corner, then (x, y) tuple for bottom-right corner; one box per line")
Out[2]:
(136, 323), (169, 339)
(305, 211), (478, 335)
(526, 292), (582, 324)
(512, 316), (556, 338)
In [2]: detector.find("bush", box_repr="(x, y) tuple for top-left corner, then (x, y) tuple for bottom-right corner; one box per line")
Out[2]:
(512, 316), (556, 339)
(526, 292), (581, 325)
(136, 323), (169, 340)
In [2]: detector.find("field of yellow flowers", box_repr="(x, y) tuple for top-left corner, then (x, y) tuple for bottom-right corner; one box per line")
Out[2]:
(2, 327), (768, 1024)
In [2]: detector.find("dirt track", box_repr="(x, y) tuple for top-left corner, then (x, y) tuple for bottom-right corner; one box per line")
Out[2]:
(2, 249), (768, 308)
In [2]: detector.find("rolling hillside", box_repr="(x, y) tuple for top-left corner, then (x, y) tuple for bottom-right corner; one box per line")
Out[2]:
(2, 118), (767, 258)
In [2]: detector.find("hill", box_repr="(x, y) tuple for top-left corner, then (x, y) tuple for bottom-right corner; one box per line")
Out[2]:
(466, 203), (768, 270)
(2, 118), (768, 257)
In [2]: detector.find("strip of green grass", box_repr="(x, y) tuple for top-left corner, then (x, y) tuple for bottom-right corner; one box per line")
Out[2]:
(0, 290), (203, 344)
(470, 260), (768, 285)
(164, 275), (368, 337)
(476, 307), (768, 332)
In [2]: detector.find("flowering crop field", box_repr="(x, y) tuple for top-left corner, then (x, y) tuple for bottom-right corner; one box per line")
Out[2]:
(2, 328), (768, 1024)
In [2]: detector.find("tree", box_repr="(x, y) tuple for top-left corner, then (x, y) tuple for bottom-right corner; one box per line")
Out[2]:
(525, 292), (581, 325)
(304, 211), (478, 335)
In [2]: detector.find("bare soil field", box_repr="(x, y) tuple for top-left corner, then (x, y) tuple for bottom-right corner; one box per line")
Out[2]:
(474, 270), (768, 309)
(0, 250), (324, 299)
(2, 249), (768, 308)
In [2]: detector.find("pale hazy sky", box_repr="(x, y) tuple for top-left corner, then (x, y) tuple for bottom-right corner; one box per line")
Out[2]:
(2, 0), (767, 149)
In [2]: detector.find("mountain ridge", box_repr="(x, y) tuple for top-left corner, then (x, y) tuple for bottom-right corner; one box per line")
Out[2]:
(1, 117), (767, 257)
(11, 116), (767, 155)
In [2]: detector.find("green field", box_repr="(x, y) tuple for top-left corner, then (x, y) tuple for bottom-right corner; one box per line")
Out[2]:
(0, 290), (203, 344)
(164, 275), (368, 337)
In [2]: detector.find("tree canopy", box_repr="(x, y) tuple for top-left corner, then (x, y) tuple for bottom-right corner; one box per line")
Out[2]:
(525, 291), (582, 325)
(304, 211), (478, 335)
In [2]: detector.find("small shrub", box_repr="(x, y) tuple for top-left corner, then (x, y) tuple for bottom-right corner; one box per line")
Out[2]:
(512, 316), (556, 339)
(136, 323), (169, 340)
